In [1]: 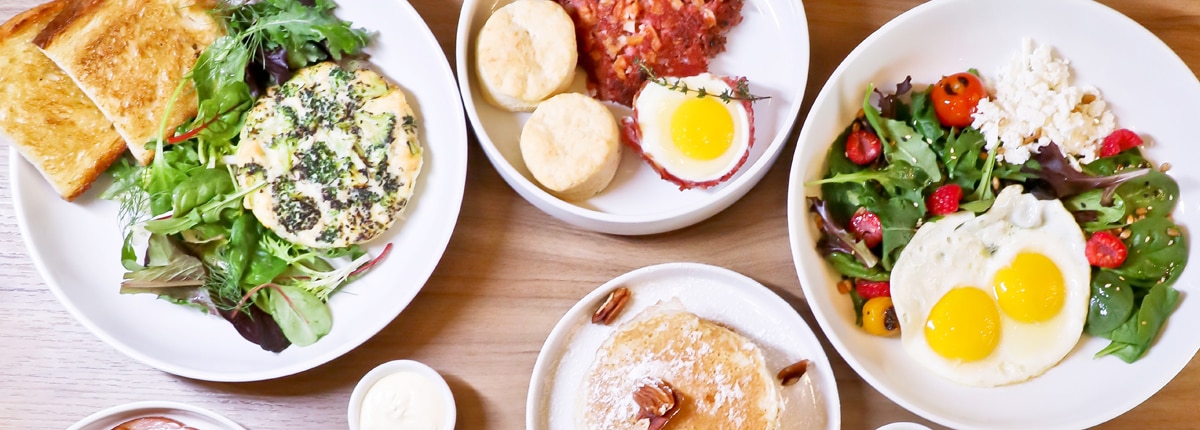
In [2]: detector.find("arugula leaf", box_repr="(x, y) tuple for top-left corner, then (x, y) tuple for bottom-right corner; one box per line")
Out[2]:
(1083, 149), (1150, 176)
(817, 125), (880, 223)
(861, 86), (941, 184)
(909, 87), (944, 143)
(1095, 282), (1179, 363)
(849, 289), (867, 327)
(871, 188), (925, 270)
(808, 162), (921, 196)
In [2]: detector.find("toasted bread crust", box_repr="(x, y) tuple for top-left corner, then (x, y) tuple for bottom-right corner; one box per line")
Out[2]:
(34, 0), (221, 165)
(0, 0), (126, 201)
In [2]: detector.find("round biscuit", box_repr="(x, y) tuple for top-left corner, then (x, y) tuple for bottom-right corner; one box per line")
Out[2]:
(520, 93), (620, 201)
(475, 0), (577, 112)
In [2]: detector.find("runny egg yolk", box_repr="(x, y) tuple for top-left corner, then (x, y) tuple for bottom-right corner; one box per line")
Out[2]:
(925, 287), (1000, 362)
(669, 96), (734, 160)
(992, 252), (1065, 323)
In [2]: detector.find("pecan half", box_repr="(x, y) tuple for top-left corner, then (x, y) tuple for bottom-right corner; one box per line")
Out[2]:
(777, 359), (810, 386)
(591, 287), (631, 325)
(633, 377), (682, 430)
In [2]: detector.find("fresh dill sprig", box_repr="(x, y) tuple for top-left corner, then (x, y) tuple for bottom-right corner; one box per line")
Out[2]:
(635, 59), (769, 103)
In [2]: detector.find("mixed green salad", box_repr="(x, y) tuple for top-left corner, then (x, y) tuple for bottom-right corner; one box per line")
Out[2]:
(808, 73), (1187, 363)
(102, 0), (385, 352)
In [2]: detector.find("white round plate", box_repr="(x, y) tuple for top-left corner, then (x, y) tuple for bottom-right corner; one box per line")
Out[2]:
(456, 0), (809, 235)
(527, 262), (839, 429)
(68, 401), (245, 430)
(786, 0), (1200, 428)
(9, 0), (468, 382)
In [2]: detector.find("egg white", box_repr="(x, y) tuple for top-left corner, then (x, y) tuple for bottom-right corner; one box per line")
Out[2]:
(890, 185), (1090, 387)
(632, 74), (751, 183)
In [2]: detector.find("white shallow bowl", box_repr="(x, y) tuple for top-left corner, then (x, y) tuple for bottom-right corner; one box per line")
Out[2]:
(527, 262), (840, 429)
(347, 360), (457, 430)
(786, 0), (1200, 429)
(456, 0), (810, 235)
(68, 401), (245, 430)
(9, 0), (468, 382)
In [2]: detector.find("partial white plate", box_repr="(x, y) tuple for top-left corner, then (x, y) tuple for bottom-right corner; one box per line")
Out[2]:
(786, 0), (1200, 428)
(527, 262), (839, 429)
(456, 0), (809, 235)
(68, 401), (245, 430)
(9, 0), (467, 382)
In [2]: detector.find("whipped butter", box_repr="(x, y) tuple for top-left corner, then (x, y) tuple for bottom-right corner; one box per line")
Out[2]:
(359, 371), (447, 430)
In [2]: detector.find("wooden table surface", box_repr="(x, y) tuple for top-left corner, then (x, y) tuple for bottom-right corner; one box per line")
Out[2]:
(2, 0), (1200, 428)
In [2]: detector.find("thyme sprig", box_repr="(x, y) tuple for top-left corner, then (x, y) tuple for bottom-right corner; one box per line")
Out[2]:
(635, 60), (769, 103)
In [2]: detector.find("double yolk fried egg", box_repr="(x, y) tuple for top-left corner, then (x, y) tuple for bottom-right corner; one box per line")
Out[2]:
(890, 185), (1090, 387)
(622, 74), (754, 190)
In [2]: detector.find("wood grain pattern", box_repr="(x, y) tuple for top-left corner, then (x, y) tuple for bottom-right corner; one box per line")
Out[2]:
(1, 0), (1198, 428)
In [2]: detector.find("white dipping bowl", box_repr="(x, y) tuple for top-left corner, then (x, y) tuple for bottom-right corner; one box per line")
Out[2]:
(455, 0), (810, 235)
(347, 360), (457, 430)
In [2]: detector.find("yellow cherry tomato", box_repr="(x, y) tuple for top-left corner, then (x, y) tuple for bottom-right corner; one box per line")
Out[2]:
(863, 297), (900, 337)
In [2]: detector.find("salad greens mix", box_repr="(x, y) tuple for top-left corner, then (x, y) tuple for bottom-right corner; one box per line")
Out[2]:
(808, 75), (1188, 363)
(101, 0), (383, 352)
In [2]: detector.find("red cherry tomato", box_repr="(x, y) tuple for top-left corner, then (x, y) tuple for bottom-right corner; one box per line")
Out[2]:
(931, 72), (987, 128)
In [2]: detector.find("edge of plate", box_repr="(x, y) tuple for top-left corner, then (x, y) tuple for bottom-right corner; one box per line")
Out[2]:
(66, 400), (247, 430)
(455, 0), (811, 235)
(785, 0), (1200, 428)
(8, 0), (469, 382)
(524, 261), (841, 430)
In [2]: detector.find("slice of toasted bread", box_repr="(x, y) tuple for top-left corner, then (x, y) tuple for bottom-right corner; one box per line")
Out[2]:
(33, 0), (221, 165)
(0, 0), (125, 201)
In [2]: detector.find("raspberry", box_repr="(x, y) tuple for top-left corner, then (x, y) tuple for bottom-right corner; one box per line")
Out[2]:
(1086, 231), (1128, 269)
(1100, 129), (1142, 158)
(927, 184), (963, 216)
(849, 208), (883, 248)
(845, 129), (882, 165)
(855, 279), (891, 299)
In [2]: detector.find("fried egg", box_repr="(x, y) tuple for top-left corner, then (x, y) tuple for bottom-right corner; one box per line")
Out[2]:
(890, 185), (1090, 387)
(622, 73), (754, 190)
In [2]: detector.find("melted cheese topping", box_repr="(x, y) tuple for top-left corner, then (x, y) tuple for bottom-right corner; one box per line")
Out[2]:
(235, 62), (423, 248)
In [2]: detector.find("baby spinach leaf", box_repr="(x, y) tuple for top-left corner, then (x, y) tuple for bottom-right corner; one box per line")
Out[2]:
(1082, 149), (1150, 176)
(267, 284), (332, 347)
(1064, 190), (1128, 231)
(172, 168), (235, 215)
(1115, 170), (1178, 218)
(828, 252), (889, 281)
(1111, 216), (1188, 287)
(1086, 271), (1135, 336)
(1094, 283), (1179, 363)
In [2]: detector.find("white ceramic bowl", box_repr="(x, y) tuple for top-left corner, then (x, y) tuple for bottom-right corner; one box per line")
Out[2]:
(527, 262), (840, 429)
(68, 401), (245, 430)
(786, 0), (1200, 428)
(455, 0), (810, 235)
(347, 360), (457, 430)
(10, 0), (468, 382)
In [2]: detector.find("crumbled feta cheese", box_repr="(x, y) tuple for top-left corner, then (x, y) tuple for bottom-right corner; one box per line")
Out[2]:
(971, 39), (1115, 169)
